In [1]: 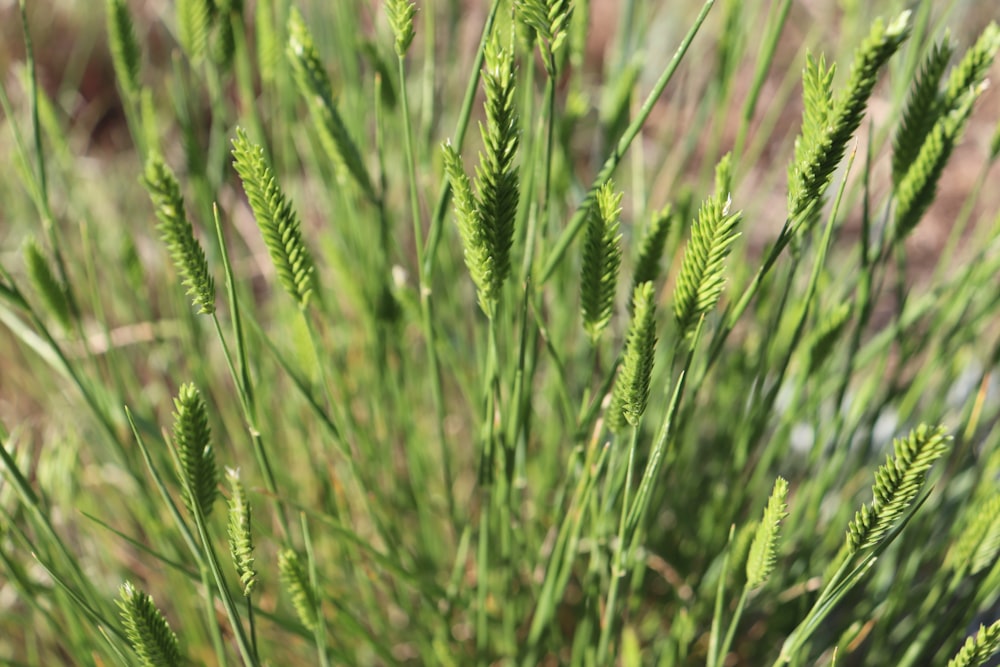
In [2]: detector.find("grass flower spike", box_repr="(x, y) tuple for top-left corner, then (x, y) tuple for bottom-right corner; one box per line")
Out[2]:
(673, 155), (742, 340)
(227, 468), (257, 596)
(608, 282), (657, 431)
(117, 582), (183, 667)
(171, 383), (219, 519)
(23, 237), (72, 331)
(279, 549), (320, 633)
(386, 0), (416, 57)
(847, 424), (950, 553)
(631, 204), (673, 296)
(746, 477), (789, 588)
(947, 622), (1000, 667)
(443, 36), (519, 315)
(143, 154), (216, 314)
(232, 127), (316, 309)
(581, 181), (623, 343)
(105, 0), (141, 100)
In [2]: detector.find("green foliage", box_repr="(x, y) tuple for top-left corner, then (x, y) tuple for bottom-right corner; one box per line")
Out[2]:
(231, 127), (316, 309)
(117, 582), (183, 667)
(142, 153), (216, 314)
(171, 383), (219, 519)
(581, 181), (623, 343)
(4, 4), (1000, 666)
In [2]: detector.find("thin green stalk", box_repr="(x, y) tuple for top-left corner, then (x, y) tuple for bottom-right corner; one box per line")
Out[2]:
(596, 425), (640, 662)
(395, 47), (456, 524)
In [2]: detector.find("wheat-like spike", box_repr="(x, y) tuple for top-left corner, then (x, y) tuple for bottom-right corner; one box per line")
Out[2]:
(581, 181), (623, 343)
(386, 0), (417, 56)
(177, 0), (213, 62)
(746, 477), (789, 589)
(23, 237), (72, 332)
(117, 582), (183, 667)
(226, 468), (257, 596)
(171, 383), (219, 519)
(607, 282), (657, 432)
(516, 0), (572, 57)
(631, 205), (673, 297)
(673, 184), (742, 340)
(806, 300), (852, 374)
(787, 53), (836, 228)
(142, 154), (216, 315)
(232, 127), (316, 309)
(472, 36), (519, 305)
(278, 549), (320, 633)
(942, 23), (1000, 111)
(105, 0), (141, 100)
(443, 143), (493, 312)
(895, 85), (983, 239)
(891, 38), (954, 187)
(947, 621), (1000, 667)
(789, 13), (910, 227)
(287, 8), (375, 200)
(948, 493), (1000, 578)
(847, 424), (950, 553)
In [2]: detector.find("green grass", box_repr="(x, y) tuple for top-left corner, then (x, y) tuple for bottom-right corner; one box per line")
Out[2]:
(2, 0), (1000, 665)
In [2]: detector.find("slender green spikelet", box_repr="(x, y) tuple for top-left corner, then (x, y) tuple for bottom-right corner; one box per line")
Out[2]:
(894, 85), (983, 240)
(211, 0), (237, 68)
(386, 0), (416, 56)
(942, 23), (1000, 112)
(255, 0), (280, 84)
(788, 13), (910, 226)
(746, 477), (789, 589)
(891, 38), (953, 187)
(673, 161), (742, 340)
(117, 582), (183, 667)
(177, 0), (213, 62)
(232, 128), (316, 309)
(142, 154), (215, 314)
(105, 0), (141, 100)
(948, 493), (1000, 578)
(631, 205), (673, 296)
(581, 181), (623, 343)
(171, 383), (219, 519)
(443, 37), (519, 315)
(226, 468), (257, 596)
(516, 0), (573, 62)
(287, 8), (375, 200)
(607, 282), (657, 432)
(23, 238), (72, 332)
(278, 549), (320, 633)
(947, 621), (1000, 667)
(847, 424), (950, 553)
(807, 300), (852, 373)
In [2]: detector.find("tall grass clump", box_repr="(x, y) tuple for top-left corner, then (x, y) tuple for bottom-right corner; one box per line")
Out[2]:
(3, 1), (1000, 666)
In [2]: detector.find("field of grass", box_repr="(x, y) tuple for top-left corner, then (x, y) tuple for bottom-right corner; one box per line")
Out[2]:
(2, 0), (1000, 665)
